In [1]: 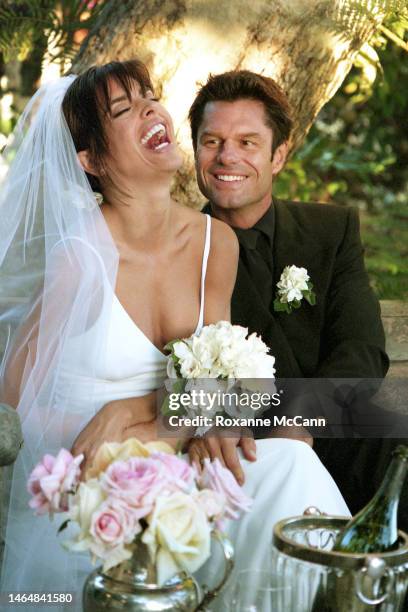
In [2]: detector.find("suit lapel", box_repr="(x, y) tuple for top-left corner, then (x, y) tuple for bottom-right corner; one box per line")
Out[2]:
(272, 200), (323, 371)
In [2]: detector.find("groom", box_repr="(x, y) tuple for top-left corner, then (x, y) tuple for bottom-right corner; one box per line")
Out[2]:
(187, 69), (406, 520)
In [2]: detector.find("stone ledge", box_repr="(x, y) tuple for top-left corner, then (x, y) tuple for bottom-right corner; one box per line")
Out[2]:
(0, 404), (22, 467)
(380, 300), (408, 364)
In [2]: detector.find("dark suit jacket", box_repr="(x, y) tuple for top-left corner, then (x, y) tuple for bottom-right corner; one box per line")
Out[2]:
(205, 200), (408, 529)
(229, 199), (388, 379)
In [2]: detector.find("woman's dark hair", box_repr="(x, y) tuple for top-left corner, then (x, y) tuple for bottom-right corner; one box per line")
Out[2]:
(62, 59), (154, 191)
(188, 70), (293, 155)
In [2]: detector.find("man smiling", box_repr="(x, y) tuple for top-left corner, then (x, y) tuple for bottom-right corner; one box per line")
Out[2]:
(187, 70), (396, 518)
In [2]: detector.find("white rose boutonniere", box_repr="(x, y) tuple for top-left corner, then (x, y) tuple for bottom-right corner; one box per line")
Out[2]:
(274, 265), (316, 314)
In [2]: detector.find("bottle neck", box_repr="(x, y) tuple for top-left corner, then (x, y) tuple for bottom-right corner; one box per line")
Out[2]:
(373, 454), (408, 504)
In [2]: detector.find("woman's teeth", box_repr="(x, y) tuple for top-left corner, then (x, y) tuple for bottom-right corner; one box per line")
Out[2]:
(154, 142), (169, 150)
(141, 123), (167, 148)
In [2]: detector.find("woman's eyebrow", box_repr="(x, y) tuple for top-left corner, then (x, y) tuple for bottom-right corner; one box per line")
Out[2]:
(109, 94), (129, 106)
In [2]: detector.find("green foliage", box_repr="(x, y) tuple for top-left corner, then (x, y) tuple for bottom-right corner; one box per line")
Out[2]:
(0, 0), (105, 64)
(0, 1), (406, 301)
(360, 203), (408, 299)
(276, 13), (408, 300)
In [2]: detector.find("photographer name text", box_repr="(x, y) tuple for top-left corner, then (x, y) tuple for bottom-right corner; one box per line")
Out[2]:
(168, 415), (327, 428)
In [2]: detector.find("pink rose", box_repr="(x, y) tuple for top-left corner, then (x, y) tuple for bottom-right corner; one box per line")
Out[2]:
(194, 489), (226, 521)
(27, 449), (83, 515)
(90, 498), (140, 548)
(102, 457), (167, 516)
(152, 453), (195, 492)
(199, 458), (252, 520)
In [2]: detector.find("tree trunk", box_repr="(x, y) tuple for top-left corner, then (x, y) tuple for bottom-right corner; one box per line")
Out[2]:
(73, 0), (397, 207)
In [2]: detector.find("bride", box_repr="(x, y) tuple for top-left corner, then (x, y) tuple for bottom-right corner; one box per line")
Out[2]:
(0, 59), (348, 611)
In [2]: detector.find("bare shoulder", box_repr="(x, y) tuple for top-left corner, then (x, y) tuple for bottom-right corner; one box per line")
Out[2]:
(172, 203), (239, 265)
(206, 217), (238, 299)
(208, 216), (239, 266)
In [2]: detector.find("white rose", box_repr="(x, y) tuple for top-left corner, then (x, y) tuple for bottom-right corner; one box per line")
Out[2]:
(69, 478), (106, 532)
(217, 344), (242, 375)
(173, 340), (193, 365)
(142, 492), (211, 585)
(166, 359), (178, 379)
(190, 335), (215, 371)
(194, 490), (225, 521)
(64, 478), (106, 553)
(277, 265), (310, 303)
(207, 321), (234, 349)
(230, 324), (249, 344)
(173, 340), (203, 378)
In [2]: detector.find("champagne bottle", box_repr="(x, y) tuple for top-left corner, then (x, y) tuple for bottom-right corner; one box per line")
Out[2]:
(333, 444), (408, 553)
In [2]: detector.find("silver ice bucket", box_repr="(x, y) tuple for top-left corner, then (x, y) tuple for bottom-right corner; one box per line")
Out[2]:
(272, 515), (408, 611)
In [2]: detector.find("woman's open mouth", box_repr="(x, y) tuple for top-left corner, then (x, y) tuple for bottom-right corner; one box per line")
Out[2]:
(140, 122), (170, 151)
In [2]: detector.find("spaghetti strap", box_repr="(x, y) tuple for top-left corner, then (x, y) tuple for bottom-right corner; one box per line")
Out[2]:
(195, 214), (211, 334)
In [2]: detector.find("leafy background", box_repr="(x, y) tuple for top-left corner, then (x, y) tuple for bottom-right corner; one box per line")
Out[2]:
(276, 17), (408, 300)
(0, 1), (407, 299)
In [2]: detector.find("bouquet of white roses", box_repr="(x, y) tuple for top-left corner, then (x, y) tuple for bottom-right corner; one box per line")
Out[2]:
(27, 438), (252, 585)
(162, 321), (276, 429)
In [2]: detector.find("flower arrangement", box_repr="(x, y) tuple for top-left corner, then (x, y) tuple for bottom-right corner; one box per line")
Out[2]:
(165, 321), (275, 381)
(28, 438), (252, 585)
(274, 265), (316, 314)
(162, 321), (276, 433)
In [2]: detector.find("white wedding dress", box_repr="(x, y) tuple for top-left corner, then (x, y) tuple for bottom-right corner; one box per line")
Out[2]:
(0, 215), (349, 611)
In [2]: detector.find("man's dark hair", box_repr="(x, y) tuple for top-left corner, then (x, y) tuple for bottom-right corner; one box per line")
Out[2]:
(62, 59), (153, 191)
(188, 70), (293, 154)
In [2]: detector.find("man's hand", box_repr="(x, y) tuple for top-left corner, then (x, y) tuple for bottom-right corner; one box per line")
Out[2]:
(71, 393), (157, 476)
(124, 418), (192, 454)
(188, 428), (257, 485)
(71, 401), (134, 477)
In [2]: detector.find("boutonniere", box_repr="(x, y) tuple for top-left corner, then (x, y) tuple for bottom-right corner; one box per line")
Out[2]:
(273, 265), (316, 314)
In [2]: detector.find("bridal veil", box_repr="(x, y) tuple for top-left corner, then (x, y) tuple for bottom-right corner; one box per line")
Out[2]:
(0, 75), (119, 600)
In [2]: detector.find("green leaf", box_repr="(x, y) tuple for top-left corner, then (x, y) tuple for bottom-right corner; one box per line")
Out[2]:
(160, 394), (185, 417)
(161, 394), (171, 416)
(273, 299), (288, 312)
(161, 378), (187, 416)
(163, 338), (179, 352)
(304, 290), (317, 306)
(57, 519), (70, 534)
(172, 378), (187, 394)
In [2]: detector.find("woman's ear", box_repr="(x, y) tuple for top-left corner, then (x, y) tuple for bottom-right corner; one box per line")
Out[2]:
(77, 150), (99, 176)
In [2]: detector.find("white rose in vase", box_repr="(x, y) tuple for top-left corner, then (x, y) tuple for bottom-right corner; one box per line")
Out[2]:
(142, 491), (211, 585)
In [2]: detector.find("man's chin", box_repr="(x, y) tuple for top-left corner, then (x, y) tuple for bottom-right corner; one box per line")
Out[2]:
(205, 192), (248, 210)
(214, 200), (249, 212)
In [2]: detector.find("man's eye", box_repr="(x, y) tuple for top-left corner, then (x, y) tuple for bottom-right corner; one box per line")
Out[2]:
(113, 107), (130, 118)
(242, 139), (254, 146)
(204, 139), (219, 146)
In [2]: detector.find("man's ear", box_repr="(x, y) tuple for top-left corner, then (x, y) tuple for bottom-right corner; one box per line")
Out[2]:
(77, 150), (99, 176)
(271, 141), (289, 176)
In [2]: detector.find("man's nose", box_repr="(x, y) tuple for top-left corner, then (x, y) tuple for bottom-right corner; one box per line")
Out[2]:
(217, 141), (240, 165)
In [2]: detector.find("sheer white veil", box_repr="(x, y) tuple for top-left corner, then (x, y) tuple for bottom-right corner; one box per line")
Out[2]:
(0, 75), (119, 602)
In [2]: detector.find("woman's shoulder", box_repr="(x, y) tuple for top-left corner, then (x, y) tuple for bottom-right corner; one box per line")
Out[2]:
(208, 216), (238, 263)
(179, 203), (237, 240)
(174, 204), (238, 298)
(205, 215), (238, 289)
(174, 204), (238, 255)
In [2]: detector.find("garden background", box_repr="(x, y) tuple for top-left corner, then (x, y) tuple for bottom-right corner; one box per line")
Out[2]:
(0, 0), (407, 300)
